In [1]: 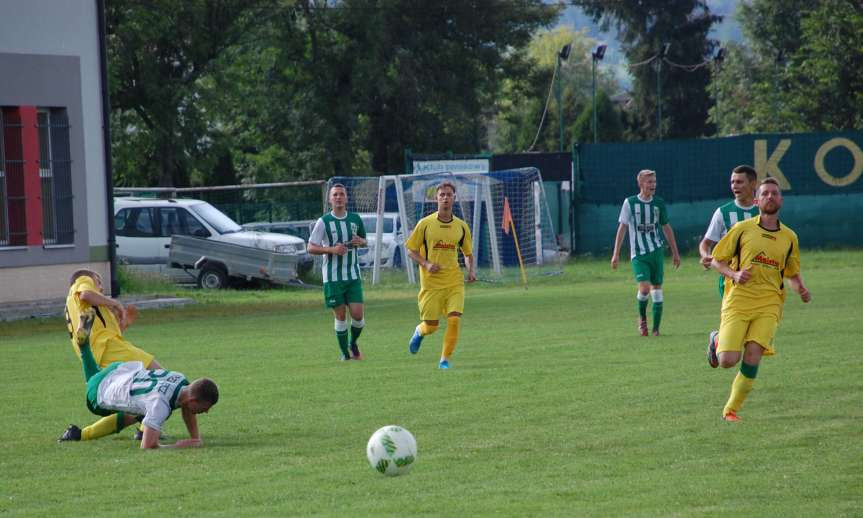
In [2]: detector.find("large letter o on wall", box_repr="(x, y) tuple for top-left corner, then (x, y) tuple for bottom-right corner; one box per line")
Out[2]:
(814, 138), (863, 187)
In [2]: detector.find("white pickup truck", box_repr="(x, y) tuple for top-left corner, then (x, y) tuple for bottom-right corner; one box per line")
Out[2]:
(114, 197), (312, 288)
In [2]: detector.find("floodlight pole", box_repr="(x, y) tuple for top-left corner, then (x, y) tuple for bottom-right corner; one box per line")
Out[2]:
(556, 54), (563, 152)
(556, 43), (571, 152)
(657, 43), (670, 141)
(592, 58), (597, 143)
(591, 44), (606, 143)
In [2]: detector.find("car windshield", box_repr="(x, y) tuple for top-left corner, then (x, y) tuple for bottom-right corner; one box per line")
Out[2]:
(361, 216), (394, 233)
(190, 203), (243, 234)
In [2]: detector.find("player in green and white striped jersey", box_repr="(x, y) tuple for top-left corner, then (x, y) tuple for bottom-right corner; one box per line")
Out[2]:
(611, 170), (681, 336)
(699, 165), (760, 368)
(308, 184), (368, 361)
(699, 165), (760, 297)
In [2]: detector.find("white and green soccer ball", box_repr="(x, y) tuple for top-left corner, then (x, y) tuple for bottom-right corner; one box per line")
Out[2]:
(366, 425), (417, 476)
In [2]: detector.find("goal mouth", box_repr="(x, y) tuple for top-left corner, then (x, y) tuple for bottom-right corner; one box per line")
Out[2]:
(326, 168), (565, 286)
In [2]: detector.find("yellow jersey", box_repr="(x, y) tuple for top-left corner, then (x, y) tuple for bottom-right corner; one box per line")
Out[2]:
(65, 276), (123, 353)
(712, 216), (801, 318)
(406, 212), (473, 290)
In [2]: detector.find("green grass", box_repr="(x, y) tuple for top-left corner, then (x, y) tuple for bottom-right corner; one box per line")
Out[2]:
(2, 250), (861, 516)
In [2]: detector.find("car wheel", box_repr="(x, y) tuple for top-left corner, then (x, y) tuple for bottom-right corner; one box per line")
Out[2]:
(198, 265), (228, 289)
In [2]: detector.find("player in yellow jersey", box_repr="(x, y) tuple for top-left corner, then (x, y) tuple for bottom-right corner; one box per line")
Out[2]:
(707, 178), (811, 422)
(61, 269), (164, 441)
(405, 181), (476, 369)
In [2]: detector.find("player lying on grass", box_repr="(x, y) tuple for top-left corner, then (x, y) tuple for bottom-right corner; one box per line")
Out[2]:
(59, 308), (219, 449)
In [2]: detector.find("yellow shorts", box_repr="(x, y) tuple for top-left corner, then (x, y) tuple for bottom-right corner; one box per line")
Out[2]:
(418, 285), (465, 321)
(75, 337), (155, 368)
(718, 310), (778, 356)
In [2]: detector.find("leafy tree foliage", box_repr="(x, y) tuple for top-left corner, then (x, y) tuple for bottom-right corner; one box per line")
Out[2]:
(709, 0), (863, 134)
(572, 0), (721, 140)
(107, 0), (272, 187)
(491, 27), (622, 152)
(107, 0), (559, 186)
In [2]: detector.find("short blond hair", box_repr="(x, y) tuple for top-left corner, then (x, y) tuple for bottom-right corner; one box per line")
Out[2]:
(636, 169), (656, 181)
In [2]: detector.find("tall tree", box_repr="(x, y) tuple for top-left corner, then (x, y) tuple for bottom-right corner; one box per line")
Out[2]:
(708, 0), (863, 134)
(572, 0), (721, 140)
(107, 0), (272, 187)
(275, 0), (560, 174)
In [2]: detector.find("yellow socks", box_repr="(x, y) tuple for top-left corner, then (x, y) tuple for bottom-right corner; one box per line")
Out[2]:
(442, 316), (461, 359)
(81, 414), (123, 441)
(723, 361), (759, 417)
(419, 321), (438, 336)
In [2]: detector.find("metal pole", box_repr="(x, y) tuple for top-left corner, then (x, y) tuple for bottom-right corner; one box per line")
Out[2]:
(592, 58), (597, 143)
(556, 55), (563, 152)
(657, 59), (662, 140)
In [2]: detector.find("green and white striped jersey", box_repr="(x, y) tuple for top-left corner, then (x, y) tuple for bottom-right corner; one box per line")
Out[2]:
(97, 362), (188, 432)
(704, 200), (758, 242)
(309, 212), (366, 284)
(618, 195), (669, 258)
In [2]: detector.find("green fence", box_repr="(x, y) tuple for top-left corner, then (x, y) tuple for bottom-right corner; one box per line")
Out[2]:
(571, 131), (863, 255)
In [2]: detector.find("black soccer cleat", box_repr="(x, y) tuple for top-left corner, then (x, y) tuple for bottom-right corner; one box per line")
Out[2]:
(707, 330), (719, 368)
(350, 343), (363, 360)
(76, 308), (97, 347)
(58, 424), (82, 442)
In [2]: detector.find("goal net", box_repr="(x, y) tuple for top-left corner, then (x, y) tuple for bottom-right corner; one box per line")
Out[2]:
(328, 168), (564, 285)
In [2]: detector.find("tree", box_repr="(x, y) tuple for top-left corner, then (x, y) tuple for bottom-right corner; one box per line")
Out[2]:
(572, 0), (721, 140)
(107, 1), (272, 187)
(491, 26), (621, 152)
(571, 90), (625, 144)
(289, 0), (560, 173)
(708, 0), (863, 134)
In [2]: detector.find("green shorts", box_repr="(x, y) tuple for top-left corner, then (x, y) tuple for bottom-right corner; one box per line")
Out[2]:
(323, 279), (364, 308)
(631, 248), (665, 285)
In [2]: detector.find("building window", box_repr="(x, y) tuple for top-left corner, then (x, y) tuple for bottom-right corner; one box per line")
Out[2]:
(1, 107), (26, 247)
(37, 108), (74, 245)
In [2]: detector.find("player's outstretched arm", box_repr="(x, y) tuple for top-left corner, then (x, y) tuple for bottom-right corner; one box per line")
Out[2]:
(662, 224), (681, 269)
(464, 254), (476, 282)
(698, 238), (716, 269)
(786, 274), (811, 303)
(611, 223), (627, 270)
(79, 290), (127, 325)
(140, 425), (161, 449)
(407, 248), (439, 273)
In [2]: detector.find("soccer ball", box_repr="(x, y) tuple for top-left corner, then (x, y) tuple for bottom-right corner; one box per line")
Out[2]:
(366, 425), (417, 476)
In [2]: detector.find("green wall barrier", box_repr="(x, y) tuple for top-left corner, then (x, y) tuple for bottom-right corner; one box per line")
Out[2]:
(575, 193), (863, 256)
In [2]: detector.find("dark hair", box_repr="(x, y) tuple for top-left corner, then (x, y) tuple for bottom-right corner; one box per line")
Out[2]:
(437, 181), (456, 194)
(190, 378), (219, 405)
(69, 269), (99, 286)
(732, 165), (758, 182)
(760, 177), (781, 189)
(329, 183), (347, 195)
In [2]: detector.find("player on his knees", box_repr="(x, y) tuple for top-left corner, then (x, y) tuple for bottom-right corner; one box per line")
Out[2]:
(59, 309), (219, 448)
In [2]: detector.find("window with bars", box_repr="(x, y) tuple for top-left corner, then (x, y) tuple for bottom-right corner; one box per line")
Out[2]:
(0, 109), (5, 246)
(1, 107), (26, 247)
(37, 108), (74, 245)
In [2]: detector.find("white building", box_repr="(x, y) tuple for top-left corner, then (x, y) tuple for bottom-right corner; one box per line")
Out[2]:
(0, 0), (115, 303)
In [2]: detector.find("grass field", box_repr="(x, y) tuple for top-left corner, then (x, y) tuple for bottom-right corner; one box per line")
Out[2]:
(1, 251), (861, 516)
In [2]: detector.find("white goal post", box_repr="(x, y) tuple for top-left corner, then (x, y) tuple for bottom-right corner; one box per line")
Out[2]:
(328, 168), (564, 285)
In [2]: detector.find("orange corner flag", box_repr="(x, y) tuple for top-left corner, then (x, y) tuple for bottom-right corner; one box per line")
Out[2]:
(502, 196), (513, 235)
